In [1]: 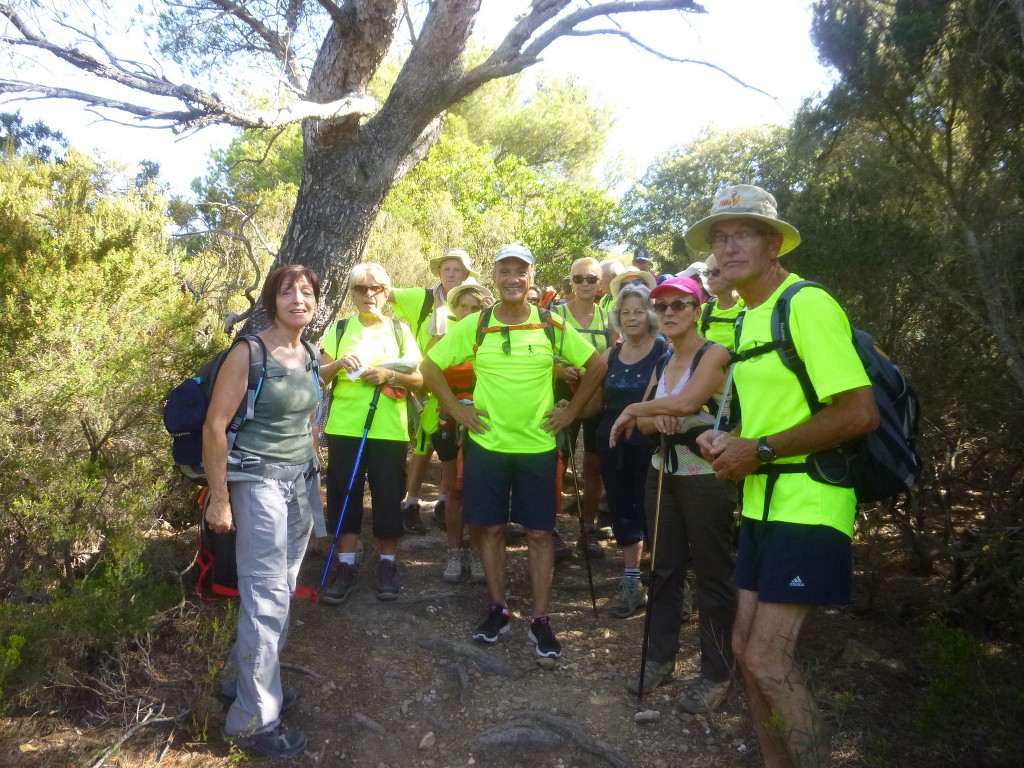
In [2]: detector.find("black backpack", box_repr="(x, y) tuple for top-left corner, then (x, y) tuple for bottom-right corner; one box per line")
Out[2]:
(473, 304), (565, 358)
(732, 281), (922, 505)
(163, 335), (321, 483)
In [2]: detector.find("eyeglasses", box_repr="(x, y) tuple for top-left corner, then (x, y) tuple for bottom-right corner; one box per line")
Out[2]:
(620, 309), (648, 319)
(572, 274), (599, 285)
(708, 229), (770, 252)
(353, 284), (386, 296)
(653, 300), (697, 314)
(527, 296), (540, 305)
(707, 268), (722, 277)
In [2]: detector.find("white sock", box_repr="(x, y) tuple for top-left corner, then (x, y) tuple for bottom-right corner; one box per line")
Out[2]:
(339, 552), (356, 565)
(380, 554), (396, 563)
(438, 494), (447, 502)
(403, 496), (419, 508)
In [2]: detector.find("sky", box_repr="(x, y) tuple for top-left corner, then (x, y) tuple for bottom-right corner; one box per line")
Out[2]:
(0, 1), (832, 197)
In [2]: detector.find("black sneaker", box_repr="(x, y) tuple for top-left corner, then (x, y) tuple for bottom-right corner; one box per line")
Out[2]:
(576, 525), (605, 559)
(217, 684), (298, 712)
(528, 616), (562, 658)
(402, 502), (426, 535)
(433, 498), (446, 528)
(473, 603), (510, 643)
(226, 722), (307, 759)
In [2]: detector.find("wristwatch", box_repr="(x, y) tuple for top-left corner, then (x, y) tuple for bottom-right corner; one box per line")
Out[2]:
(387, 369), (397, 386)
(756, 437), (776, 464)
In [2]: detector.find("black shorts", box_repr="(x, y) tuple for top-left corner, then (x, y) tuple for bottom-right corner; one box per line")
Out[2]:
(734, 517), (852, 605)
(462, 439), (556, 530)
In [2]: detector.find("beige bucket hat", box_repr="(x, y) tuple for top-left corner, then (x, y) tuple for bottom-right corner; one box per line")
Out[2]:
(684, 184), (801, 256)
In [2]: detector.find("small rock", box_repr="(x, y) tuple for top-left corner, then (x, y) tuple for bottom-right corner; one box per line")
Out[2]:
(419, 732), (436, 749)
(841, 638), (881, 664)
(536, 657), (556, 670)
(634, 710), (661, 724)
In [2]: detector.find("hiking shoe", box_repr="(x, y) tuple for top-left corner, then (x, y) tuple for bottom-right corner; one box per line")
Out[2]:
(677, 677), (731, 714)
(466, 548), (487, 583)
(552, 530), (573, 561)
(226, 722), (307, 759)
(625, 658), (675, 695)
(218, 685), (298, 713)
(377, 559), (400, 600)
(433, 498), (446, 528)
(473, 603), (510, 643)
(681, 578), (694, 622)
(576, 525), (605, 559)
(610, 575), (648, 619)
(441, 548), (464, 583)
(528, 616), (562, 658)
(320, 562), (358, 605)
(402, 502), (426, 535)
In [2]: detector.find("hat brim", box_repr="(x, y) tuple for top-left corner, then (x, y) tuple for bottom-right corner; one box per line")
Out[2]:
(684, 213), (801, 257)
(446, 283), (493, 313)
(429, 255), (480, 280)
(609, 270), (656, 297)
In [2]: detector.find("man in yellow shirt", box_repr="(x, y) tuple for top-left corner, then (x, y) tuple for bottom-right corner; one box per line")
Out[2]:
(422, 245), (606, 659)
(693, 185), (878, 767)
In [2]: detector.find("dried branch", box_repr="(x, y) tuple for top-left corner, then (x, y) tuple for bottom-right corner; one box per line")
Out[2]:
(458, 0), (705, 97)
(0, 4), (376, 132)
(88, 705), (177, 768)
(564, 27), (777, 101)
(209, 0), (307, 90)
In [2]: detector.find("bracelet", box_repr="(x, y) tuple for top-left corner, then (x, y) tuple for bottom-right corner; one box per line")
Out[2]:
(388, 369), (397, 386)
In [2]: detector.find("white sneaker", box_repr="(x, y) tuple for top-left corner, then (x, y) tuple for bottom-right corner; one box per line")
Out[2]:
(442, 548), (464, 583)
(466, 548), (486, 583)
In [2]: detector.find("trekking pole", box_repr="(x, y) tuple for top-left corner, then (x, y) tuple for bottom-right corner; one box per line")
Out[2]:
(637, 434), (668, 705)
(318, 384), (384, 598)
(712, 362), (735, 441)
(565, 431), (598, 618)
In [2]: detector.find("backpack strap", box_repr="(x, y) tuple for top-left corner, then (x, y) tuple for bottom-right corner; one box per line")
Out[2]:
(474, 305), (564, 359)
(227, 335), (267, 453)
(415, 287), (434, 339)
(700, 297), (717, 336)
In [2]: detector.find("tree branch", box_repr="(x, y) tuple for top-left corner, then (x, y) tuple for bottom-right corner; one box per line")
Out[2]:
(564, 27), (778, 101)
(209, 0), (307, 90)
(458, 0), (705, 98)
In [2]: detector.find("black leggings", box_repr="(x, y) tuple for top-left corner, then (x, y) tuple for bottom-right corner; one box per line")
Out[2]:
(325, 435), (407, 540)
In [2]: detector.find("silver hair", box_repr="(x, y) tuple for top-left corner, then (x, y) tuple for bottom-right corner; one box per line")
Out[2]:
(350, 262), (391, 287)
(610, 284), (659, 337)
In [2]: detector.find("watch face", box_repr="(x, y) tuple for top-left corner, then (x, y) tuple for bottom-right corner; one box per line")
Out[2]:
(757, 442), (774, 462)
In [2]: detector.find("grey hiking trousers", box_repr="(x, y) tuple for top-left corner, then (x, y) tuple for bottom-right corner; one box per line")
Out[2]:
(221, 465), (317, 737)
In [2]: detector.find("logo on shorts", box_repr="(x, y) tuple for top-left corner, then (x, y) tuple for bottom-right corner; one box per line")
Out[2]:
(789, 576), (805, 588)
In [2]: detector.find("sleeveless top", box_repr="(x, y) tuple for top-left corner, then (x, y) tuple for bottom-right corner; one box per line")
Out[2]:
(650, 361), (716, 476)
(234, 351), (319, 466)
(596, 338), (667, 448)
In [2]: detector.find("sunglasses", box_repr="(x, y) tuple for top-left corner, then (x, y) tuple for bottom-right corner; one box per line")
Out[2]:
(352, 284), (386, 296)
(572, 274), (599, 285)
(707, 268), (722, 277)
(527, 297), (540, 305)
(653, 299), (698, 314)
(500, 326), (512, 355)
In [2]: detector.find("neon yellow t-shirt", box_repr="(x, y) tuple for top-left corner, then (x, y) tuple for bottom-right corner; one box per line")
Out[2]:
(392, 286), (452, 353)
(552, 302), (611, 355)
(700, 297), (744, 350)
(427, 307), (596, 454)
(322, 316), (421, 441)
(735, 274), (870, 537)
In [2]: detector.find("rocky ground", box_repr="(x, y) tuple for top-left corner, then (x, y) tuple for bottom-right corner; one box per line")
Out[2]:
(1, 459), (966, 767)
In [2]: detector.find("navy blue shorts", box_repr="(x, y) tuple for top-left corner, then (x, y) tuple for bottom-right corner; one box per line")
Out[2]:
(463, 438), (556, 530)
(734, 517), (852, 605)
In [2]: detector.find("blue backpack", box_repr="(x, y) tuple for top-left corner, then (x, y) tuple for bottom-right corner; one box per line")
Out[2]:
(163, 335), (321, 483)
(732, 281), (922, 505)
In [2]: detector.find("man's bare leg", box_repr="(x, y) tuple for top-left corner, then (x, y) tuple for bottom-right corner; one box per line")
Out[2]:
(734, 589), (827, 768)
(524, 528), (554, 617)
(473, 523), (507, 605)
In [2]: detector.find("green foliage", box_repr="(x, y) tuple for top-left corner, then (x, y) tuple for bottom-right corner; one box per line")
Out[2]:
(0, 147), (210, 610)
(0, 634), (25, 712)
(0, 111), (67, 162)
(612, 125), (797, 261)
